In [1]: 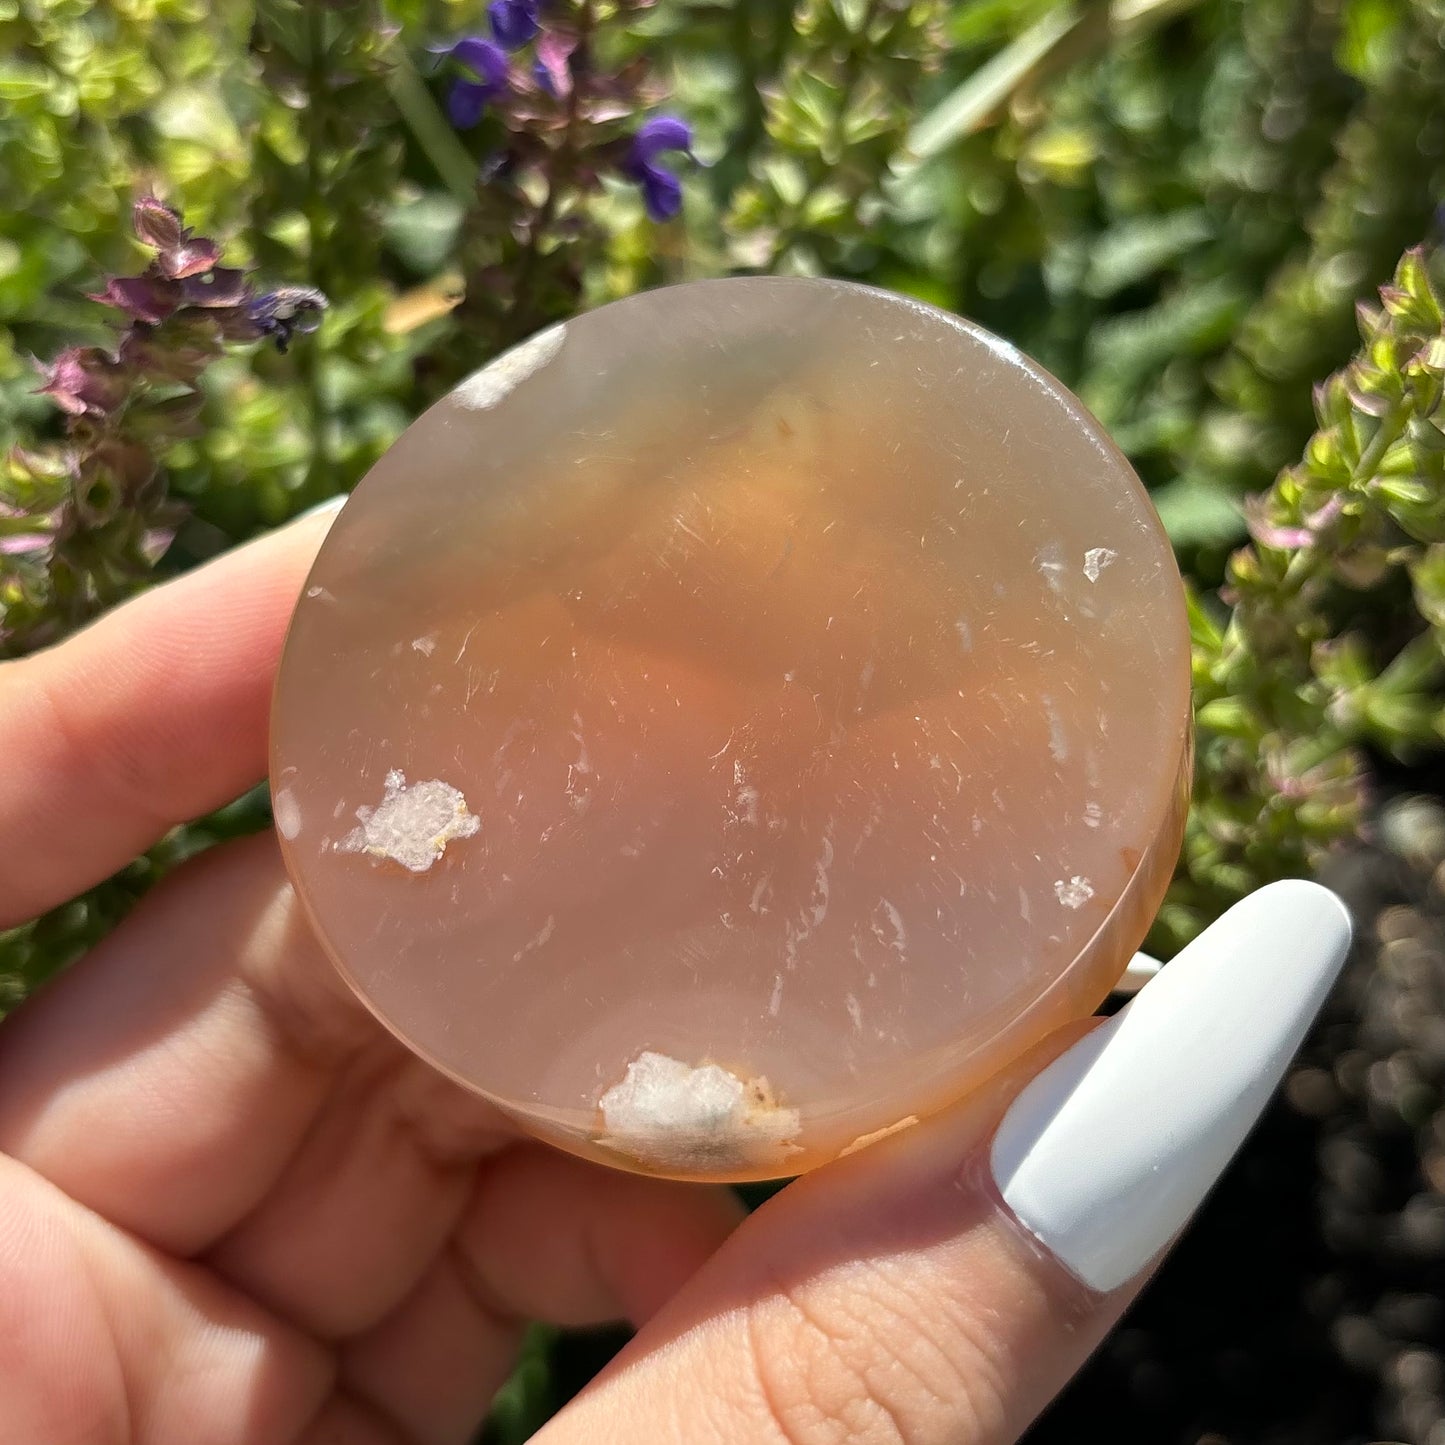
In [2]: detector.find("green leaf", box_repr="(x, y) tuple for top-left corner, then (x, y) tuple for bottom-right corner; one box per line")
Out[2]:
(1151, 476), (1246, 548)
(0, 63), (52, 101)
(902, 4), (1082, 163)
(1196, 695), (1257, 739)
(1336, 0), (1406, 84)
(383, 192), (465, 275)
(1083, 210), (1215, 300)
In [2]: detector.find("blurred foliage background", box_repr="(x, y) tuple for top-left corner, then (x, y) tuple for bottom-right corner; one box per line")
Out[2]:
(5, 0), (1445, 1438)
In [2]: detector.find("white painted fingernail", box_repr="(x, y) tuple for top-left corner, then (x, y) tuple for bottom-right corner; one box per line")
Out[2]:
(1111, 951), (1162, 995)
(990, 880), (1352, 1293)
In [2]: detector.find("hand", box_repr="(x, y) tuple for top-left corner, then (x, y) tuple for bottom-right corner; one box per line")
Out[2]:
(0, 504), (1351, 1445)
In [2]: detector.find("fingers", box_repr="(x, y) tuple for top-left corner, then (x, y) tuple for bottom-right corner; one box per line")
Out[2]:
(0, 502), (340, 928)
(0, 834), (377, 1255)
(207, 1040), (514, 1340)
(538, 881), (1353, 1445)
(0, 1152), (334, 1445)
(332, 1146), (744, 1445)
(219, 1130), (741, 1345)
(450, 1144), (747, 1328)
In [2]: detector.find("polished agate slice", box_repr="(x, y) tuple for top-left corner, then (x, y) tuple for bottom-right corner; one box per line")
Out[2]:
(270, 277), (1191, 1181)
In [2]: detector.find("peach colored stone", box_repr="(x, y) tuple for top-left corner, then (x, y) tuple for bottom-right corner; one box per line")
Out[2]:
(271, 277), (1191, 1182)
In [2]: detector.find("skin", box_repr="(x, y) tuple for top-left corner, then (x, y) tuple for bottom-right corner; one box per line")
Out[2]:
(0, 509), (1148, 1445)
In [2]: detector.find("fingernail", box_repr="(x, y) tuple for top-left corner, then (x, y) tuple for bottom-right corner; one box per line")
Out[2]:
(990, 880), (1352, 1293)
(296, 493), (349, 523)
(1111, 950), (1161, 996)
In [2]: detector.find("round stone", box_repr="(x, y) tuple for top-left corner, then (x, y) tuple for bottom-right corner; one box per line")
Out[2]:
(271, 277), (1191, 1181)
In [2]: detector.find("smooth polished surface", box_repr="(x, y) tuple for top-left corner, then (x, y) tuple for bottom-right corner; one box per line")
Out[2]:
(271, 277), (1192, 1181)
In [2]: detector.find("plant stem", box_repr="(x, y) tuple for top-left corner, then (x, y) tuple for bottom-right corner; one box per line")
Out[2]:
(506, 0), (595, 339)
(387, 51), (480, 206)
(712, 0), (778, 203)
(1356, 400), (1409, 480)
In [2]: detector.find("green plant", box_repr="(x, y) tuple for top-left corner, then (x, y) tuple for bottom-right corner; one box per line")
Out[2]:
(1, 197), (325, 655)
(725, 0), (949, 273)
(1168, 245), (1445, 946)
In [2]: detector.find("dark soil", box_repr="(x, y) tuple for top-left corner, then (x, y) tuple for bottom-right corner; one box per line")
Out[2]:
(1031, 797), (1445, 1445)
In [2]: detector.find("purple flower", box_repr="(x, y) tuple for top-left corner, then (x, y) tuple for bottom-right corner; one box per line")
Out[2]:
(133, 196), (221, 279)
(441, 35), (510, 128)
(246, 286), (329, 353)
(178, 266), (250, 309)
(623, 115), (694, 222)
(86, 274), (183, 325)
(532, 31), (574, 98)
(0, 531), (55, 559)
(488, 0), (540, 50)
(34, 347), (128, 417)
(1243, 492), (1345, 552)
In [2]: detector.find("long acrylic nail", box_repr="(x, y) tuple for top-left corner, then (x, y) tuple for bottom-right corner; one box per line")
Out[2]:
(990, 879), (1352, 1293)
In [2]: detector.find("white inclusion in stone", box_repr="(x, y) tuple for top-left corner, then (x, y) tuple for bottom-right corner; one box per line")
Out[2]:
(454, 323), (566, 410)
(1083, 800), (1103, 829)
(512, 915), (556, 963)
(273, 787), (302, 841)
(749, 873), (773, 915)
(1036, 542), (1067, 595)
(598, 1052), (801, 1170)
(411, 634), (437, 656)
(956, 618), (973, 652)
(732, 759), (760, 826)
(1054, 875), (1095, 909)
(877, 898), (908, 955)
(336, 770), (481, 873)
(1043, 695), (1068, 763)
(1084, 546), (1118, 583)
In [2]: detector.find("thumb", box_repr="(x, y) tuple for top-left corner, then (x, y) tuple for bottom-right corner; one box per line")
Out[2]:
(536, 880), (1352, 1445)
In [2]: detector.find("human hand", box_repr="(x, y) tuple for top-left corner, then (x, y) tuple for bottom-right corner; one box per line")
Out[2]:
(0, 504), (1351, 1444)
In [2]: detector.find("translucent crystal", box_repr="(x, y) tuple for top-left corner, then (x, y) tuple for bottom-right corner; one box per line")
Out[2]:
(270, 277), (1192, 1181)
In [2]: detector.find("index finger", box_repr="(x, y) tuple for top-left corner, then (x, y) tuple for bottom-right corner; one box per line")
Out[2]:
(0, 501), (342, 929)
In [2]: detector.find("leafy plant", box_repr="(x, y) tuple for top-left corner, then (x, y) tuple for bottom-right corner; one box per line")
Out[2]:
(1, 197), (324, 655)
(1169, 245), (1445, 946)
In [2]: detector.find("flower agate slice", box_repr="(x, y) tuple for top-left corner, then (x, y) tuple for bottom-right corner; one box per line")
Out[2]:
(271, 278), (1191, 1181)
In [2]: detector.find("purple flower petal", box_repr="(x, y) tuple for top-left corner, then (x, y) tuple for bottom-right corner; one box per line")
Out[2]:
(132, 196), (186, 252)
(35, 346), (128, 417)
(158, 236), (221, 280)
(133, 196), (222, 278)
(179, 265), (250, 309)
(533, 31), (574, 97)
(246, 285), (329, 352)
(448, 77), (493, 128)
(140, 525), (179, 565)
(450, 35), (509, 87)
(630, 115), (693, 163)
(0, 532), (54, 558)
(1247, 516), (1313, 550)
(636, 161), (683, 222)
(488, 0), (539, 50)
(87, 274), (182, 325)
